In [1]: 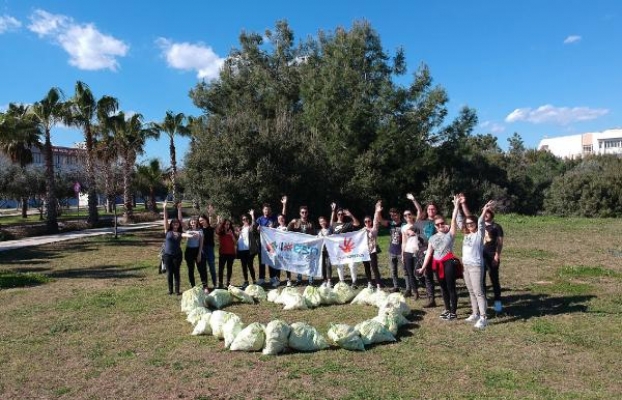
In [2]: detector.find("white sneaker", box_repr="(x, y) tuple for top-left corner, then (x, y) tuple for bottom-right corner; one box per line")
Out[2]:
(327, 281), (332, 289)
(494, 300), (502, 313)
(465, 314), (480, 322)
(367, 282), (373, 290)
(286, 280), (292, 287)
(257, 279), (265, 285)
(320, 281), (327, 288)
(474, 317), (488, 329)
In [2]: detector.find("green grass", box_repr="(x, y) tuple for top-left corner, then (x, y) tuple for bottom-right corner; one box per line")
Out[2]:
(0, 270), (51, 288)
(0, 217), (621, 399)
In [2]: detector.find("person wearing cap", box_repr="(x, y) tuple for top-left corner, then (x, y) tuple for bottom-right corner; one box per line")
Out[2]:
(482, 207), (504, 312)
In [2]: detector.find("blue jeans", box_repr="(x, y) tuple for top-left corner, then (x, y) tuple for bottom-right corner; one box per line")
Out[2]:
(199, 246), (216, 287)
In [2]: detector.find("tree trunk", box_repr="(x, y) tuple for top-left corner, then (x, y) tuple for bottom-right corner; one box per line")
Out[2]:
(122, 152), (134, 223)
(150, 187), (157, 212)
(85, 125), (99, 226)
(44, 129), (58, 233)
(21, 196), (28, 219)
(170, 136), (178, 203)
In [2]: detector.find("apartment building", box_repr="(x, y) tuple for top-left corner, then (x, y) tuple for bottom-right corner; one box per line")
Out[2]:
(538, 128), (622, 158)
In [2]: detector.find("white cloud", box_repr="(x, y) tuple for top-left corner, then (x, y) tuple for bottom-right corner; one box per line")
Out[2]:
(563, 35), (582, 44)
(505, 104), (609, 125)
(27, 9), (128, 71)
(156, 38), (224, 80)
(0, 14), (22, 33)
(479, 121), (505, 134)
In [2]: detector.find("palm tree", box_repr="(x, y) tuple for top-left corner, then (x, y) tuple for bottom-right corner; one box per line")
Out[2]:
(135, 158), (165, 212)
(66, 81), (119, 226)
(112, 112), (155, 222)
(0, 104), (41, 218)
(93, 97), (120, 213)
(151, 111), (190, 203)
(29, 87), (65, 233)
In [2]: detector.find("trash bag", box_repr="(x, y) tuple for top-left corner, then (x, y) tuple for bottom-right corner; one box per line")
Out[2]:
(355, 319), (396, 345)
(181, 286), (208, 314)
(206, 289), (233, 309)
(318, 286), (339, 305)
(372, 314), (398, 336)
(370, 289), (389, 309)
(282, 292), (308, 311)
(245, 284), (267, 301)
(186, 306), (211, 326)
(327, 323), (365, 351)
(228, 285), (255, 304)
(275, 287), (299, 305)
(210, 310), (238, 339)
(382, 293), (411, 316)
(333, 281), (356, 304)
(377, 306), (409, 328)
(288, 322), (329, 352)
(350, 288), (375, 306)
(230, 322), (266, 352)
(303, 286), (322, 308)
(223, 315), (244, 348)
(262, 320), (291, 355)
(267, 288), (282, 303)
(191, 313), (213, 336)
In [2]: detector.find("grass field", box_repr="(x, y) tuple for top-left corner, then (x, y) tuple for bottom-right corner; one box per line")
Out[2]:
(1, 215), (621, 399)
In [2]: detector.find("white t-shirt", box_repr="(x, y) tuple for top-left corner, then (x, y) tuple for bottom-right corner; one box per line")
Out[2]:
(237, 226), (251, 250)
(401, 224), (419, 254)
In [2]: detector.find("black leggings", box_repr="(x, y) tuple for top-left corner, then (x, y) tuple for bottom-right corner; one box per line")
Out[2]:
(237, 250), (256, 283)
(218, 254), (235, 287)
(484, 252), (502, 301)
(363, 252), (381, 286)
(163, 253), (182, 294)
(438, 258), (459, 314)
(184, 247), (200, 287)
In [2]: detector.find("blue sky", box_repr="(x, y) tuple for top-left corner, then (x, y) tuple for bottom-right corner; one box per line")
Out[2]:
(1, 0), (621, 167)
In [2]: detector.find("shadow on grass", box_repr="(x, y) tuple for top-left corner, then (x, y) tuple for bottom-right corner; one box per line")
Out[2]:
(491, 291), (595, 324)
(47, 264), (148, 280)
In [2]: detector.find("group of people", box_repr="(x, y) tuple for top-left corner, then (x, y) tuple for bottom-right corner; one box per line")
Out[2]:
(160, 193), (504, 328)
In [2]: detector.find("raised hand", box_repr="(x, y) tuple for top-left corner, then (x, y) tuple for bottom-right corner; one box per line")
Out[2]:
(281, 196), (288, 204)
(375, 200), (383, 213)
(406, 193), (415, 201)
(330, 202), (337, 211)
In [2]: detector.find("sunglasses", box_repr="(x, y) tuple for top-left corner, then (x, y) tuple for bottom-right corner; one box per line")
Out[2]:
(364, 220), (372, 223)
(435, 222), (445, 227)
(466, 222), (476, 226)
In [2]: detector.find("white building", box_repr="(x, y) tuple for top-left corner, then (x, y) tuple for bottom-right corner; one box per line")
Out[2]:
(538, 129), (622, 158)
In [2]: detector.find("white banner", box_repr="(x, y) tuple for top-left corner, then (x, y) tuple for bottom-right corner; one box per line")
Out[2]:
(260, 228), (323, 278)
(323, 229), (370, 265)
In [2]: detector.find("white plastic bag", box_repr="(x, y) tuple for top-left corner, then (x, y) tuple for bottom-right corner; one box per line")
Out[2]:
(228, 285), (255, 304)
(275, 287), (299, 305)
(267, 288), (282, 303)
(355, 319), (396, 345)
(318, 286), (339, 305)
(333, 281), (356, 304)
(370, 289), (389, 309)
(350, 288), (375, 306)
(327, 323), (365, 351)
(288, 322), (329, 352)
(191, 313), (213, 336)
(210, 310), (237, 339)
(262, 320), (291, 355)
(372, 314), (398, 336)
(223, 315), (244, 348)
(303, 286), (322, 308)
(245, 284), (267, 301)
(230, 322), (266, 352)
(283, 292), (308, 311)
(181, 286), (207, 314)
(377, 307), (409, 328)
(186, 306), (211, 326)
(206, 289), (233, 309)
(382, 292), (411, 316)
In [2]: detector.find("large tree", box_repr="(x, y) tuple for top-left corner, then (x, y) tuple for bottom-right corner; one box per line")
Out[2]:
(0, 104), (41, 218)
(151, 111), (190, 203)
(135, 158), (166, 212)
(29, 87), (65, 233)
(111, 112), (153, 222)
(65, 81), (119, 225)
